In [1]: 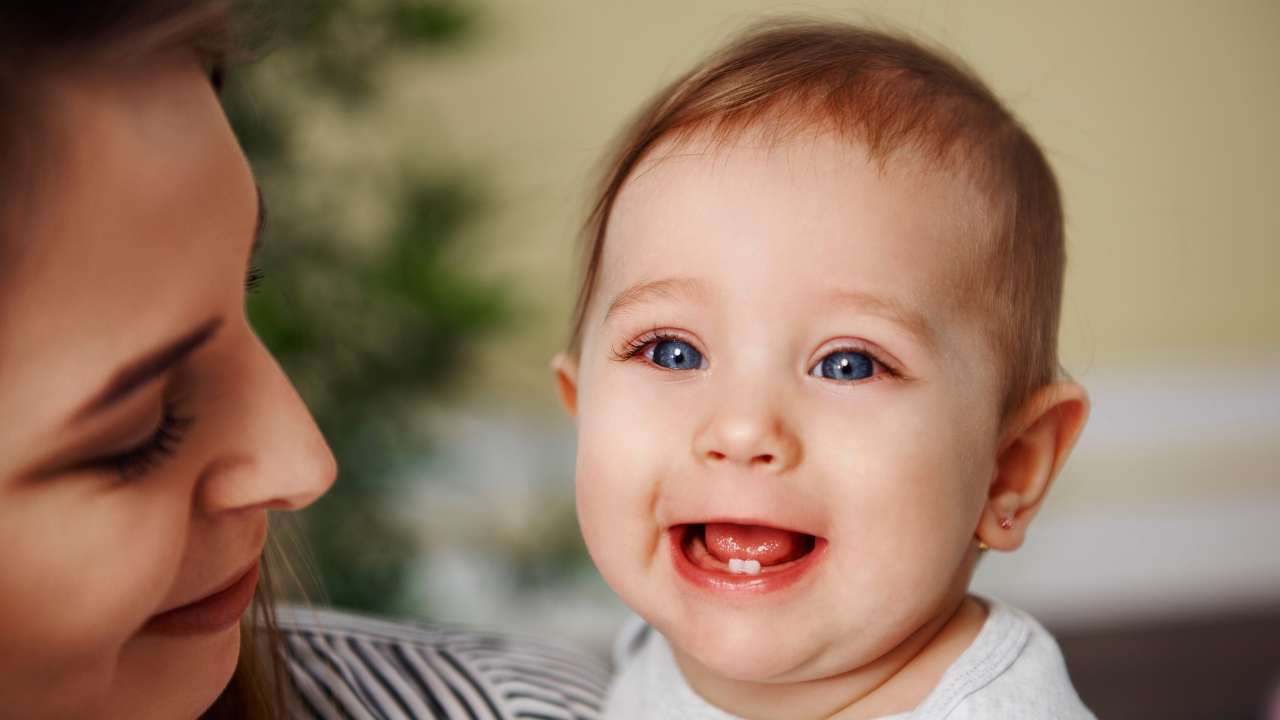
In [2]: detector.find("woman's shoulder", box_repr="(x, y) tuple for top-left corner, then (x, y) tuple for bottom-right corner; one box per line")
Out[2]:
(272, 604), (609, 720)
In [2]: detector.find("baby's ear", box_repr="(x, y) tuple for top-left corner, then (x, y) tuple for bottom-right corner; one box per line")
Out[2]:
(550, 353), (580, 418)
(977, 382), (1089, 552)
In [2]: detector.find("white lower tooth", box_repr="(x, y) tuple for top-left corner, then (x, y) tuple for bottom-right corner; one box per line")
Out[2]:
(728, 558), (744, 574)
(743, 559), (762, 575)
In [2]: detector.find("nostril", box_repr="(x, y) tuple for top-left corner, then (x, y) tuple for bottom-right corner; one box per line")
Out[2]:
(753, 453), (775, 465)
(707, 450), (726, 461)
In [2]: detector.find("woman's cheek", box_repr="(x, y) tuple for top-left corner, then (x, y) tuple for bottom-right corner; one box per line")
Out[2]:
(55, 482), (186, 653)
(0, 485), (181, 714)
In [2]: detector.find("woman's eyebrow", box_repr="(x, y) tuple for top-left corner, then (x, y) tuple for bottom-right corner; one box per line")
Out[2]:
(71, 187), (259, 423)
(73, 317), (223, 421)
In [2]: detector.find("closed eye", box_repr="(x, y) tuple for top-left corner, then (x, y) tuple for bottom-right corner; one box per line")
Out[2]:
(89, 400), (193, 480)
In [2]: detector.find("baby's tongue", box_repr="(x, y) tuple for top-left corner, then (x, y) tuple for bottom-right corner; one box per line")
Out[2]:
(703, 523), (806, 566)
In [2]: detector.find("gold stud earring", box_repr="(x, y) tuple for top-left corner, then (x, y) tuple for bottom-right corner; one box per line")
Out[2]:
(977, 539), (990, 551)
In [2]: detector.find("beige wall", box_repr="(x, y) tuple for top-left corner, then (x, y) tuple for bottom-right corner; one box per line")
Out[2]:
(382, 1), (1279, 391)
(369, 2), (1280, 507)
(369, 2), (1280, 627)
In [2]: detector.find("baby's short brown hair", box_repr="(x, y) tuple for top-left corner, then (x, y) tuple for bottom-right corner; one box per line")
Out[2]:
(568, 20), (1067, 419)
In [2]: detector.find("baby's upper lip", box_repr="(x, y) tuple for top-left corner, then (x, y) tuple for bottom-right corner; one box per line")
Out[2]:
(669, 517), (823, 538)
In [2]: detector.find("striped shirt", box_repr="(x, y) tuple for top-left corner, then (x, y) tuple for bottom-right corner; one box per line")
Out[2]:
(277, 606), (609, 720)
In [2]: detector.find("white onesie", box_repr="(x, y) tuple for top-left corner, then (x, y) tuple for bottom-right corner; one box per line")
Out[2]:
(605, 596), (1096, 719)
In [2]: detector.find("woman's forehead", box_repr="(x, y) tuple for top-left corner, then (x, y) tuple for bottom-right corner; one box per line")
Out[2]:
(0, 56), (255, 456)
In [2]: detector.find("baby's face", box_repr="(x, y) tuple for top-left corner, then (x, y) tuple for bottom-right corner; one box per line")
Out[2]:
(566, 132), (1003, 683)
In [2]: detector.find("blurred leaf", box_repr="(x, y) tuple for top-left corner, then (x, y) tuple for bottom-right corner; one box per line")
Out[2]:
(391, 2), (472, 44)
(228, 0), (497, 616)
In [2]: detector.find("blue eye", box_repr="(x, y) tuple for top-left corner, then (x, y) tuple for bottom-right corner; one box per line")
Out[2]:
(652, 339), (703, 370)
(812, 350), (874, 382)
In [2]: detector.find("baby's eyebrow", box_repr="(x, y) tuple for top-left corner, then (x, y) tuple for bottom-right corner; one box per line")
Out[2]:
(827, 289), (937, 351)
(603, 278), (936, 350)
(604, 276), (710, 323)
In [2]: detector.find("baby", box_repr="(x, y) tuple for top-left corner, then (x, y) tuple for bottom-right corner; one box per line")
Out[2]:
(552, 21), (1093, 719)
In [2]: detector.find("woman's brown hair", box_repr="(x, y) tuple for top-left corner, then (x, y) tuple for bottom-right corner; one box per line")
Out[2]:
(0, 2), (297, 717)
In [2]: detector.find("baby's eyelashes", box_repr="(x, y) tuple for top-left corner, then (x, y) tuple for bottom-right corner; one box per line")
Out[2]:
(806, 339), (904, 384)
(612, 329), (707, 371)
(808, 348), (898, 384)
(609, 326), (901, 381)
(610, 329), (901, 383)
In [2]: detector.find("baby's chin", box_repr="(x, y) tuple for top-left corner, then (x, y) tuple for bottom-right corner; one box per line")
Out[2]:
(656, 608), (844, 683)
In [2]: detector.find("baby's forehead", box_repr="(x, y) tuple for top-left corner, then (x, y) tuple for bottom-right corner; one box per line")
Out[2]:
(605, 129), (990, 302)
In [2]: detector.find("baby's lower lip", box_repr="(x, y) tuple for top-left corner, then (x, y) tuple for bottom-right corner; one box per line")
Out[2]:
(668, 524), (827, 595)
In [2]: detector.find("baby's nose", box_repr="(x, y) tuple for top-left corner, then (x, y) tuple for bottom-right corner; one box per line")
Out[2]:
(693, 406), (801, 473)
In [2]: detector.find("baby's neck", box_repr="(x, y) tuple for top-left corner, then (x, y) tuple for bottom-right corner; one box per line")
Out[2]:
(671, 594), (987, 720)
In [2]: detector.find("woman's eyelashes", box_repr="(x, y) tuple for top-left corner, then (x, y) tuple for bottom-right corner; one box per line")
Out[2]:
(245, 264), (264, 294)
(97, 401), (193, 479)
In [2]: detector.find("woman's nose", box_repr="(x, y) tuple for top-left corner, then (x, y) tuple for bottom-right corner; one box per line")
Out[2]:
(198, 337), (336, 513)
(692, 391), (802, 473)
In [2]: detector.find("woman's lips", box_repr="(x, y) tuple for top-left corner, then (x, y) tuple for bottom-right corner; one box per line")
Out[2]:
(141, 560), (260, 637)
(669, 524), (827, 595)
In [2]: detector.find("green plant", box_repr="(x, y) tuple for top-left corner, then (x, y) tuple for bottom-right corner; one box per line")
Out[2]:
(224, 0), (504, 613)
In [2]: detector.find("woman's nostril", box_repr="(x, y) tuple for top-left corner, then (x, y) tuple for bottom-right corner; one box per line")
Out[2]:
(754, 453), (775, 465)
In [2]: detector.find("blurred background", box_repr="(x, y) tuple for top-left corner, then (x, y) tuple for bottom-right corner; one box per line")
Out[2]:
(225, 1), (1280, 718)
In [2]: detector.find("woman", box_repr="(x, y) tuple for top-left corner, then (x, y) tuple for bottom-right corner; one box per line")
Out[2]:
(0, 3), (606, 718)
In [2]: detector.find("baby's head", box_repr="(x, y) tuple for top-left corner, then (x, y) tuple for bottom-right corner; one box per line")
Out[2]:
(553, 20), (1088, 701)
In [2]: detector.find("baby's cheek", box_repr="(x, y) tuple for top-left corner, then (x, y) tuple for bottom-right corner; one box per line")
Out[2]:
(575, 432), (648, 548)
(573, 403), (673, 596)
(572, 452), (614, 546)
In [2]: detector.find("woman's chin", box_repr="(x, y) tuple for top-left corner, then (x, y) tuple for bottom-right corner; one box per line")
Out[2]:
(106, 621), (243, 718)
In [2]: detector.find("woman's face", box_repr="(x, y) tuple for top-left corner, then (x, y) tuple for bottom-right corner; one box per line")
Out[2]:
(0, 54), (335, 718)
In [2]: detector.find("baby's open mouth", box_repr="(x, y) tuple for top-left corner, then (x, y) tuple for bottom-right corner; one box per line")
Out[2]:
(680, 522), (818, 576)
